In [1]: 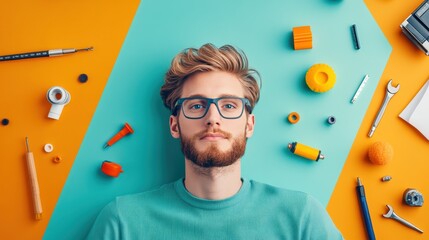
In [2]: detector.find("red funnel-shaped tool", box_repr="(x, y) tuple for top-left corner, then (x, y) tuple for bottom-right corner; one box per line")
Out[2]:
(104, 122), (134, 148)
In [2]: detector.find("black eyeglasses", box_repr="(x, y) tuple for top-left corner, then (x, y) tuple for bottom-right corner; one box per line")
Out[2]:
(172, 97), (253, 119)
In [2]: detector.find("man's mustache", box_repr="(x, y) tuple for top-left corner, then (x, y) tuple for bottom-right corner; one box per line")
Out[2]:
(196, 128), (232, 139)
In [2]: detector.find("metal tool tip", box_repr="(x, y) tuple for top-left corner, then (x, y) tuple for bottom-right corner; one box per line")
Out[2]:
(103, 144), (109, 149)
(357, 177), (362, 186)
(25, 137), (29, 152)
(368, 129), (374, 138)
(77, 47), (94, 52)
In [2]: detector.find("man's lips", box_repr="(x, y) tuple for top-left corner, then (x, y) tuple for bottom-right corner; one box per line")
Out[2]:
(200, 133), (226, 140)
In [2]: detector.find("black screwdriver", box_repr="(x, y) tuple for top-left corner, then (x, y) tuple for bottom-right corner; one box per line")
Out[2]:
(0, 46), (93, 61)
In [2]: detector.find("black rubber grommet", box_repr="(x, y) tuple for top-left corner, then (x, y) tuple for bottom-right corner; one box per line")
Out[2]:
(78, 74), (88, 83)
(1, 118), (9, 126)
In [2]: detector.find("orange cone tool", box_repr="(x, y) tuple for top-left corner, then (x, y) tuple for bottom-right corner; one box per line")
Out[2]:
(104, 123), (134, 148)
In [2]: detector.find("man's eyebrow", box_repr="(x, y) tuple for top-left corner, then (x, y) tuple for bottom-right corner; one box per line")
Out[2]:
(185, 94), (206, 98)
(219, 94), (242, 98)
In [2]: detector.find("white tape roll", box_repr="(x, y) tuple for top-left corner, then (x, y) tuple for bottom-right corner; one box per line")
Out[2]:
(44, 143), (54, 153)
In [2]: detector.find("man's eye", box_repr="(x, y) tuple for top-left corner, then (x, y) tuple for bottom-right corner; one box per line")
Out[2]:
(190, 104), (204, 110)
(223, 104), (236, 109)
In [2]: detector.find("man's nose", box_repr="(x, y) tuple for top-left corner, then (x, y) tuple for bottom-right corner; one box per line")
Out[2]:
(205, 103), (221, 126)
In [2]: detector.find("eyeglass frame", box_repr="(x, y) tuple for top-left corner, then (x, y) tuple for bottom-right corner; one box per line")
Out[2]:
(172, 96), (253, 119)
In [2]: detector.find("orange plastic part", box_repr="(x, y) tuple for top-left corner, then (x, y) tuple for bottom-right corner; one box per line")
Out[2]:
(101, 161), (123, 177)
(105, 122), (134, 148)
(293, 26), (313, 50)
(288, 112), (300, 124)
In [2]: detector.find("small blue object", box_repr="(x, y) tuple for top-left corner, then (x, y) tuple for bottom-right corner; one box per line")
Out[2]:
(351, 24), (360, 50)
(1, 118), (9, 126)
(78, 73), (88, 83)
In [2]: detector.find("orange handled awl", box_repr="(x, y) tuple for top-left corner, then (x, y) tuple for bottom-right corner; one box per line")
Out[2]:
(104, 123), (134, 148)
(25, 137), (43, 220)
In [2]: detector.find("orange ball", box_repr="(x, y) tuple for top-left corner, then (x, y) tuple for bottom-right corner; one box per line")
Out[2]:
(368, 141), (393, 165)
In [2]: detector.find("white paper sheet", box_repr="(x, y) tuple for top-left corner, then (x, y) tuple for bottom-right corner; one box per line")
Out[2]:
(399, 80), (429, 141)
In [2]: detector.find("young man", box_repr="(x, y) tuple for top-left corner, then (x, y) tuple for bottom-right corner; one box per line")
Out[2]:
(86, 44), (343, 239)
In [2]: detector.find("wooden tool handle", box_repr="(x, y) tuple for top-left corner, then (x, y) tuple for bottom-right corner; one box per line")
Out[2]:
(26, 152), (43, 220)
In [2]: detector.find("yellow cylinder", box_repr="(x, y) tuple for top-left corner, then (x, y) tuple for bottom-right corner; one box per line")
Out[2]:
(305, 63), (336, 93)
(288, 142), (324, 161)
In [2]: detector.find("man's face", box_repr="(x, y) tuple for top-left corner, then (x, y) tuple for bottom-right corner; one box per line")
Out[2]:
(169, 71), (255, 168)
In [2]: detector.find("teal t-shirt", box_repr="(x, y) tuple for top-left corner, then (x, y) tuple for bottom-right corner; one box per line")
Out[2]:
(86, 179), (343, 239)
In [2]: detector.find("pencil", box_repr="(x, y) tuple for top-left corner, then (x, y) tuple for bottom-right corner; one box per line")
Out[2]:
(25, 137), (43, 220)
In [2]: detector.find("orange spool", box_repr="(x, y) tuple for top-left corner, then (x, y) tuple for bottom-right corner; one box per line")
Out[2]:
(288, 112), (300, 124)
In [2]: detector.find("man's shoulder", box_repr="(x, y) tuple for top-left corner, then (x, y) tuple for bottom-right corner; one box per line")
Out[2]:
(115, 180), (178, 206)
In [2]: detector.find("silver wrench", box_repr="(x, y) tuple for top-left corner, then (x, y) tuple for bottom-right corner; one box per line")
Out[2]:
(368, 80), (400, 137)
(382, 205), (423, 233)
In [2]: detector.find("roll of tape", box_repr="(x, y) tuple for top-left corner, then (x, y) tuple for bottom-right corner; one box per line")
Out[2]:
(44, 143), (54, 153)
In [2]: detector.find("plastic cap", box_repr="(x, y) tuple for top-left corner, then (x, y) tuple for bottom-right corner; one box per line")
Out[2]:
(101, 161), (123, 177)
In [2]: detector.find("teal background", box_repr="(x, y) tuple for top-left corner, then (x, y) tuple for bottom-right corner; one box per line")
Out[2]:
(44, 0), (391, 239)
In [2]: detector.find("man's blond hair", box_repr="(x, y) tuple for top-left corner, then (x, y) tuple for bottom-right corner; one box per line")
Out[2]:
(160, 43), (261, 114)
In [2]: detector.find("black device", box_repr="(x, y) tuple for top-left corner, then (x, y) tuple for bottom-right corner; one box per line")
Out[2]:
(401, 0), (429, 55)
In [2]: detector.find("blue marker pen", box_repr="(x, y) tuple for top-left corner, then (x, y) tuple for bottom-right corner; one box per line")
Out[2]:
(356, 177), (376, 240)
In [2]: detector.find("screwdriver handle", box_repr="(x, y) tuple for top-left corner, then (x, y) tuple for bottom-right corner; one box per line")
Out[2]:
(26, 152), (43, 220)
(0, 51), (49, 61)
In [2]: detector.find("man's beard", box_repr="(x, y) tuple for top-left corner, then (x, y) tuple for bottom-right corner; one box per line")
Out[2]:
(180, 128), (247, 168)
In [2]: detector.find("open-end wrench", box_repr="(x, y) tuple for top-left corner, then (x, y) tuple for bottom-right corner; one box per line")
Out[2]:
(368, 80), (400, 137)
(382, 205), (423, 233)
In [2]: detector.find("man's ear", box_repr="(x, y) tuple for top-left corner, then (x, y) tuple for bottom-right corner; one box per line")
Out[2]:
(170, 115), (180, 138)
(245, 114), (255, 138)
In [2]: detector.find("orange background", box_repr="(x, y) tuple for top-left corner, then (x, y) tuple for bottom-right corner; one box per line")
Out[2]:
(1, 0), (428, 239)
(328, 0), (429, 239)
(0, 1), (139, 239)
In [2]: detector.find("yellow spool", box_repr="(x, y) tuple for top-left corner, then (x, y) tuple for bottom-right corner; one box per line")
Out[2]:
(305, 63), (336, 92)
(288, 142), (324, 161)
